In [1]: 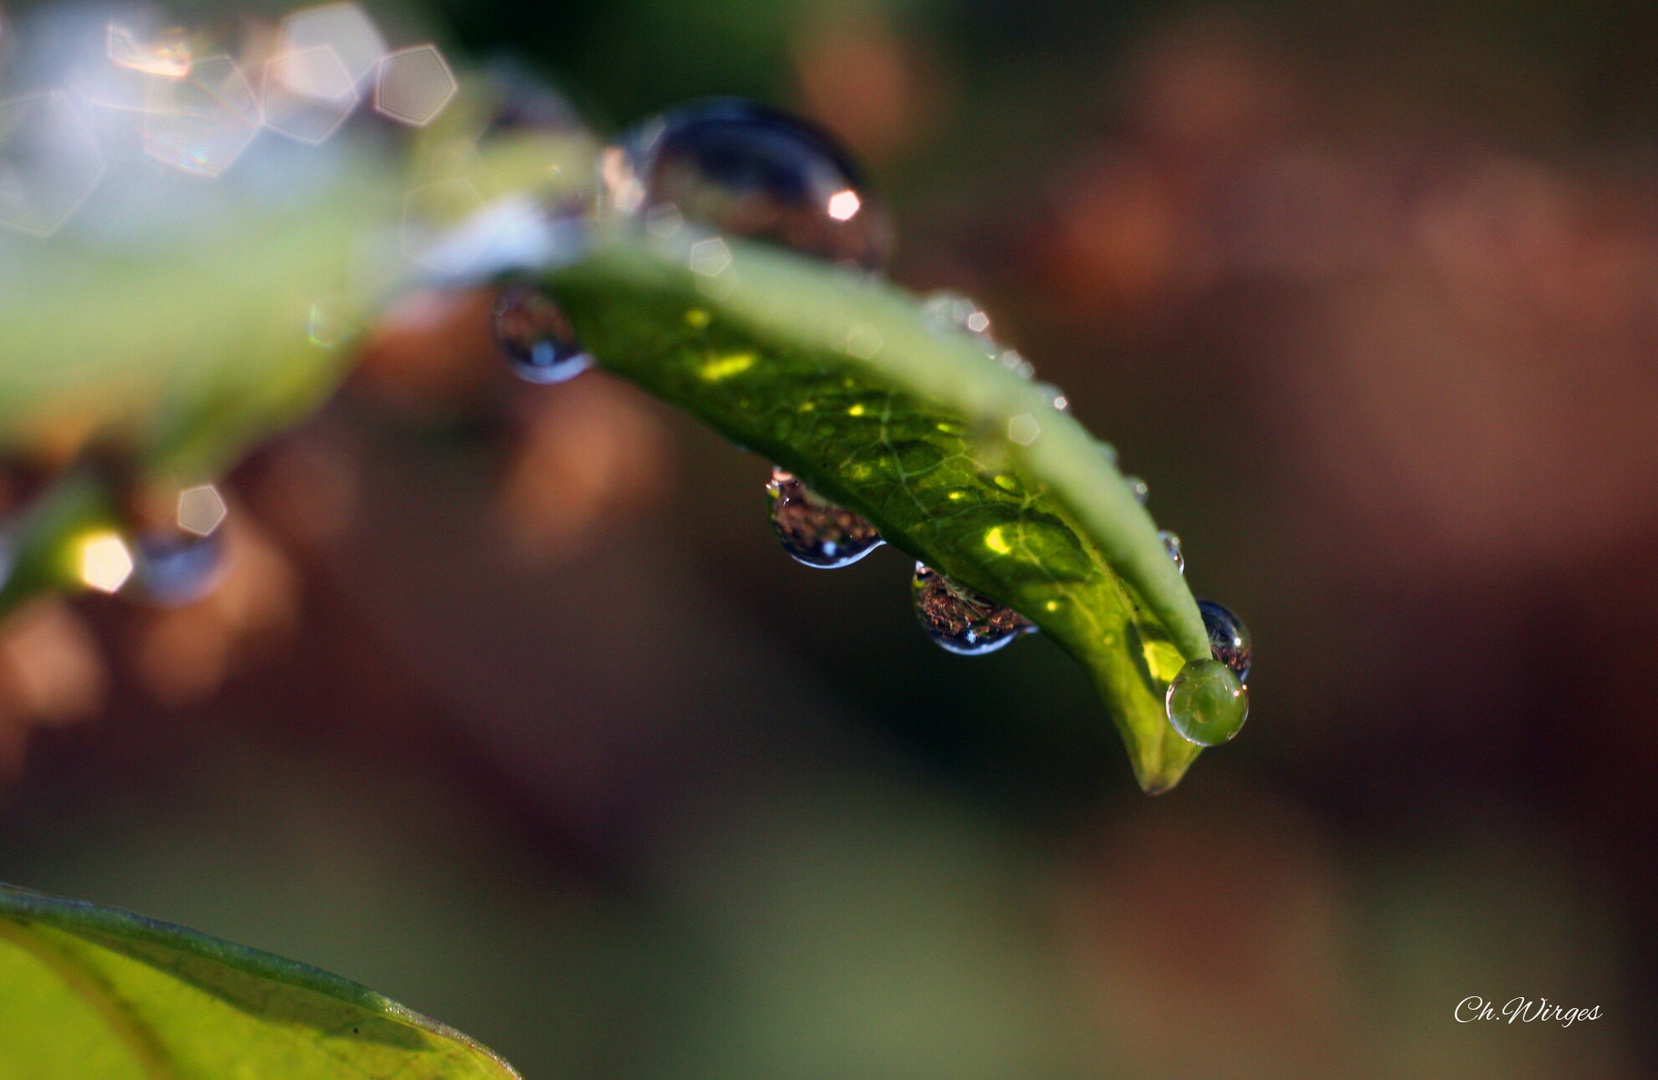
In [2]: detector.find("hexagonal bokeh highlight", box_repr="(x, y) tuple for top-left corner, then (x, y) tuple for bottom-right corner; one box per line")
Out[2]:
(177, 484), (228, 537)
(279, 3), (386, 86)
(262, 44), (358, 145)
(0, 92), (106, 237)
(79, 532), (134, 593)
(144, 55), (261, 178)
(374, 45), (458, 127)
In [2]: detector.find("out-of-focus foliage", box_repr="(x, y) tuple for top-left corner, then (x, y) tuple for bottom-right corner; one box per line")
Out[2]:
(0, 883), (519, 1079)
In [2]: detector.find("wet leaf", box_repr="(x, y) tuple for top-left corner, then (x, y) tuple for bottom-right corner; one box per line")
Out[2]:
(0, 883), (519, 1080)
(541, 231), (1212, 791)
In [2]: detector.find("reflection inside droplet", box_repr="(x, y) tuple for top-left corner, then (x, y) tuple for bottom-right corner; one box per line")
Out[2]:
(1198, 599), (1252, 685)
(492, 284), (593, 383)
(1159, 530), (1184, 573)
(1166, 657), (1248, 746)
(613, 99), (889, 269)
(766, 467), (883, 568)
(912, 562), (1036, 655)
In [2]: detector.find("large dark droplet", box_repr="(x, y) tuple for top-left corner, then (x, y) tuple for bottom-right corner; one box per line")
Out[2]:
(1197, 599), (1252, 684)
(492, 284), (593, 384)
(912, 562), (1036, 656)
(611, 99), (890, 270)
(766, 467), (883, 568)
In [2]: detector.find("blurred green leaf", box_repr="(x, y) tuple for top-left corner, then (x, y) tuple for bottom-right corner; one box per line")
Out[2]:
(544, 232), (1211, 791)
(0, 882), (519, 1080)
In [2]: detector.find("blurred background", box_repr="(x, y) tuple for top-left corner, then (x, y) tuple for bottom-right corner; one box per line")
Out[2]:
(2, 0), (1655, 1075)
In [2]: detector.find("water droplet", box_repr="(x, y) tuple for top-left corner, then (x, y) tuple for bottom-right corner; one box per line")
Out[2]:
(912, 562), (1036, 655)
(1097, 441), (1118, 466)
(767, 467), (883, 568)
(1198, 599), (1252, 684)
(1165, 658), (1248, 746)
(611, 99), (889, 269)
(492, 284), (593, 384)
(1159, 530), (1184, 573)
(1124, 475), (1149, 504)
(134, 531), (226, 606)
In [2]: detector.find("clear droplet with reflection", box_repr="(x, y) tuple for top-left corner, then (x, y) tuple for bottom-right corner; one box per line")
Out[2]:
(1198, 599), (1252, 684)
(492, 284), (593, 383)
(610, 99), (889, 269)
(1166, 658), (1248, 745)
(1124, 475), (1149, 504)
(1159, 530), (1184, 573)
(912, 562), (1036, 656)
(134, 531), (226, 607)
(766, 467), (883, 568)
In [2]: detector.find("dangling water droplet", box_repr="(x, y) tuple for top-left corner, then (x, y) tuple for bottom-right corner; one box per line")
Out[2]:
(1197, 599), (1252, 684)
(1124, 475), (1149, 504)
(767, 467), (883, 568)
(1097, 441), (1118, 466)
(611, 99), (889, 270)
(1158, 530), (1184, 573)
(493, 284), (593, 384)
(1165, 658), (1248, 746)
(133, 530), (226, 606)
(912, 562), (1036, 656)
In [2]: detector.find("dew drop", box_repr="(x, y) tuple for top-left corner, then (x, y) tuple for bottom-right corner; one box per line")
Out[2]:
(134, 530), (226, 606)
(612, 100), (889, 270)
(492, 284), (593, 384)
(1124, 475), (1149, 504)
(912, 562), (1036, 656)
(767, 467), (883, 568)
(1159, 530), (1184, 573)
(1165, 658), (1248, 746)
(1198, 599), (1252, 685)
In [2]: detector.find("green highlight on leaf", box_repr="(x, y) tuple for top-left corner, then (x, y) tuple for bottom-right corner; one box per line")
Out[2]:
(539, 230), (1213, 792)
(0, 883), (520, 1080)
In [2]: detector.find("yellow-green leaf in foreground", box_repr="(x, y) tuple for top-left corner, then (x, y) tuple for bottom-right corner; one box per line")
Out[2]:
(538, 230), (1214, 792)
(0, 883), (519, 1080)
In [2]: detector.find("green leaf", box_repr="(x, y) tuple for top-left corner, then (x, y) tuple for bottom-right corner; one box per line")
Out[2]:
(540, 231), (1212, 792)
(0, 882), (519, 1080)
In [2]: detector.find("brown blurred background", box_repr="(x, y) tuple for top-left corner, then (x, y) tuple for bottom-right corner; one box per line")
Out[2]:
(3, 0), (1656, 1075)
